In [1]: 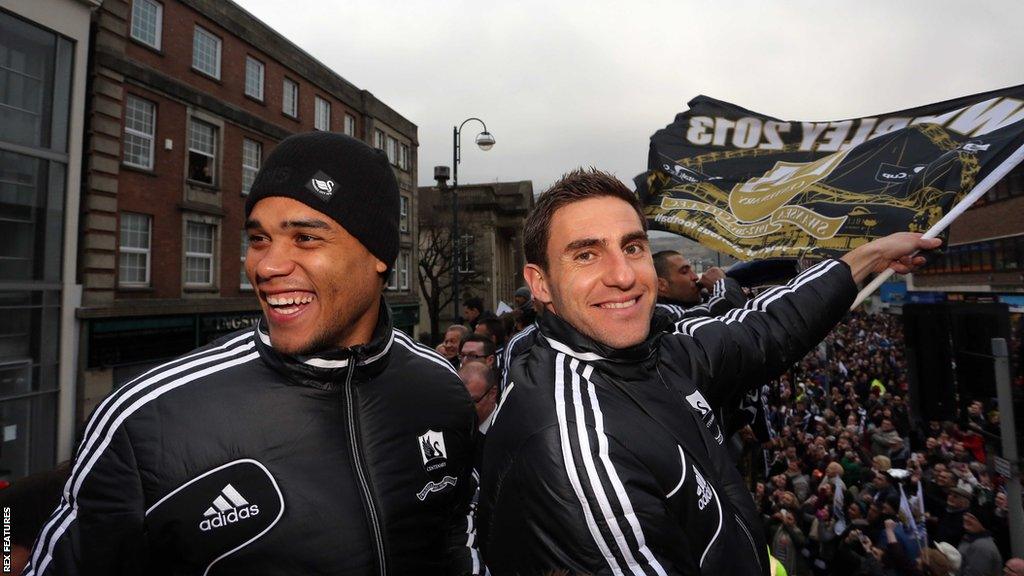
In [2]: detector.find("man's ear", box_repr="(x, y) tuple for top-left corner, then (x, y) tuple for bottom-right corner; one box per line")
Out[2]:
(523, 263), (552, 307)
(656, 276), (669, 297)
(375, 258), (388, 275)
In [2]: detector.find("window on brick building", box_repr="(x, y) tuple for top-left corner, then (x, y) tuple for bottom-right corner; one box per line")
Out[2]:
(185, 221), (216, 287)
(386, 136), (397, 165)
(399, 195), (409, 233)
(386, 266), (398, 291)
(241, 138), (261, 194)
(191, 26), (221, 79)
(240, 231), (252, 290)
(119, 213), (151, 287)
(314, 96), (330, 131)
(123, 95), (155, 169)
(984, 164), (1024, 204)
(282, 78), (298, 118)
(374, 129), (385, 150)
(187, 118), (217, 185)
(344, 114), (356, 136)
(130, 0), (163, 50)
(399, 250), (410, 290)
(399, 143), (410, 171)
(244, 56), (264, 101)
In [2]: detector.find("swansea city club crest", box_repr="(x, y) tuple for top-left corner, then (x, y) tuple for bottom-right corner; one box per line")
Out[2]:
(418, 430), (447, 472)
(416, 430), (457, 501)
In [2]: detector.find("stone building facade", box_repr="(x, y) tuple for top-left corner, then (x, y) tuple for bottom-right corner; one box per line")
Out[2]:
(77, 0), (419, 422)
(416, 181), (533, 341)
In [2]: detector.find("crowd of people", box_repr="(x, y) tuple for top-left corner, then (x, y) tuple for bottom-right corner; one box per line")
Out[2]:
(737, 310), (1020, 576)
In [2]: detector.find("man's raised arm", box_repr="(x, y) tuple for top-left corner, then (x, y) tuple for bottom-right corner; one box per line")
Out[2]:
(665, 233), (939, 410)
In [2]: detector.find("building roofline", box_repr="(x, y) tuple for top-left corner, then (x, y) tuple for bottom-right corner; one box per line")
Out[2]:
(179, 0), (417, 140)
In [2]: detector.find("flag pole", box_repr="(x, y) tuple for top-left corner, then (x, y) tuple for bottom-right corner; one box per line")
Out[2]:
(850, 141), (1024, 310)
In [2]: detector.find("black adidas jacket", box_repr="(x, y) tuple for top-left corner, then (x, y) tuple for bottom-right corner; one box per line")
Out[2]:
(28, 302), (479, 576)
(654, 277), (746, 321)
(499, 278), (745, 395)
(479, 259), (856, 576)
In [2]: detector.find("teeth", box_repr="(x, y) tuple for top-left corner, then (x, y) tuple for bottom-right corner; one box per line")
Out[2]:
(600, 299), (637, 309)
(267, 293), (315, 306)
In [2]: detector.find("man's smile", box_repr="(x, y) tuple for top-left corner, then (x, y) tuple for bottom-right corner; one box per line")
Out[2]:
(595, 296), (640, 310)
(262, 290), (317, 316)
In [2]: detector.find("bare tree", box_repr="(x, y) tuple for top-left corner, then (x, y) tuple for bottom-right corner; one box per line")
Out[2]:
(417, 221), (483, 344)
(418, 223), (454, 344)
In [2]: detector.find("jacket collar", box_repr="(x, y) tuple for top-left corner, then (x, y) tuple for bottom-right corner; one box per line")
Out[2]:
(253, 298), (395, 389)
(656, 295), (698, 308)
(536, 309), (673, 378)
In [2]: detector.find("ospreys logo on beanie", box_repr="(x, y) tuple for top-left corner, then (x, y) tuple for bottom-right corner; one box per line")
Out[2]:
(245, 131), (400, 272)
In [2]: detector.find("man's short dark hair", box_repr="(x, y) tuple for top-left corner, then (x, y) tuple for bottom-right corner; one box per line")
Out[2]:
(523, 168), (647, 270)
(463, 297), (484, 312)
(460, 333), (496, 358)
(478, 317), (507, 348)
(652, 250), (682, 279)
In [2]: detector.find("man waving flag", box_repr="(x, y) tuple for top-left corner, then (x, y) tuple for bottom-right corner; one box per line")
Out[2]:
(639, 84), (1024, 261)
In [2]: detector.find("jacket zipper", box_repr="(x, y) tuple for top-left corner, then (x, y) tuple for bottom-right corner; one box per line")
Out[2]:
(344, 357), (388, 575)
(734, 513), (764, 574)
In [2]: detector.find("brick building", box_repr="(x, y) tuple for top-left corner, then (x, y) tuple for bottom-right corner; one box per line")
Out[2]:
(905, 163), (1024, 361)
(416, 181), (533, 341)
(78, 0), (420, 423)
(911, 163), (1024, 304)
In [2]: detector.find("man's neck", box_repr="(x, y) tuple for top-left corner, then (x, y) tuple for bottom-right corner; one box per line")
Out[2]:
(333, 299), (382, 350)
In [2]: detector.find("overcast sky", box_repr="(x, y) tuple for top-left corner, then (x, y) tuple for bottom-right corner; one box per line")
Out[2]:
(234, 0), (1023, 193)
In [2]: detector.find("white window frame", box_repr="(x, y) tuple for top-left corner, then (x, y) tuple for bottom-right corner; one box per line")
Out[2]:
(399, 250), (410, 290)
(191, 26), (222, 79)
(123, 94), (156, 169)
(386, 136), (398, 165)
(282, 78), (299, 117)
(130, 0), (163, 50)
(374, 129), (385, 150)
(187, 117), (218, 185)
(119, 212), (151, 287)
(344, 114), (356, 136)
(244, 56), (264, 101)
(184, 220), (216, 288)
(241, 138), (261, 195)
(240, 231), (252, 290)
(314, 96), (331, 131)
(386, 266), (398, 291)
(459, 234), (475, 273)
(399, 143), (410, 171)
(399, 195), (409, 233)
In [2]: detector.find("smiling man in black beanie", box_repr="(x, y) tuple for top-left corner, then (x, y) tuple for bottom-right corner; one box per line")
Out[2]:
(28, 132), (480, 576)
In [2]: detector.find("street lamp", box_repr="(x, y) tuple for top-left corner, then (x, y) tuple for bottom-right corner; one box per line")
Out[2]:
(451, 118), (495, 322)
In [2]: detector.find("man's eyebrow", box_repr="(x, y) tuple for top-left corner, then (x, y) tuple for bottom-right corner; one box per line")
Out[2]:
(565, 238), (604, 252)
(244, 218), (261, 230)
(620, 231), (649, 246)
(282, 218), (332, 230)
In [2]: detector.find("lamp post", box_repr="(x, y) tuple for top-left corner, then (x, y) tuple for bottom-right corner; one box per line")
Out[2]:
(450, 118), (495, 322)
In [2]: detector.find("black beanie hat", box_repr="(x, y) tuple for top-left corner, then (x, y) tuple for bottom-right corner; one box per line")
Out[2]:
(245, 131), (400, 271)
